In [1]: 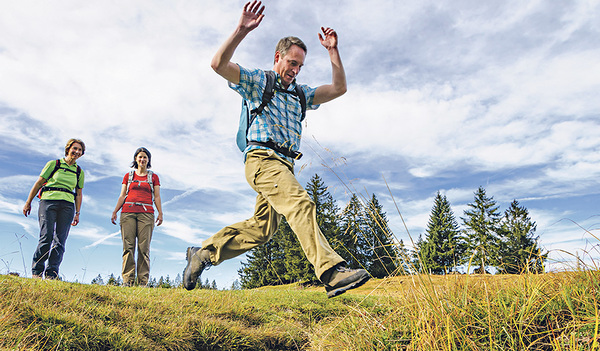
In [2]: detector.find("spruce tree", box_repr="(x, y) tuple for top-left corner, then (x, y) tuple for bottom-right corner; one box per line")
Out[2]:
(412, 234), (425, 272)
(106, 273), (119, 286)
(461, 187), (502, 273)
(420, 192), (464, 274)
(305, 174), (340, 243)
(270, 174), (340, 285)
(238, 229), (286, 289)
(230, 279), (241, 290)
(280, 217), (317, 283)
(395, 239), (412, 275)
(303, 174), (341, 280)
(498, 200), (547, 274)
(174, 273), (182, 288)
(338, 194), (370, 269)
(91, 274), (104, 285)
(364, 194), (399, 277)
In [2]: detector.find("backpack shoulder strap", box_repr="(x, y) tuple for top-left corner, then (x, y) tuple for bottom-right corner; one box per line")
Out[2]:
(147, 170), (154, 201)
(125, 170), (135, 196)
(46, 159), (61, 180)
(238, 70), (277, 152)
(294, 85), (307, 121)
(75, 165), (82, 189)
(249, 70), (276, 122)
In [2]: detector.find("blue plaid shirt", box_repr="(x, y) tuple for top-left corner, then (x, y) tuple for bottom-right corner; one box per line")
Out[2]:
(229, 65), (319, 163)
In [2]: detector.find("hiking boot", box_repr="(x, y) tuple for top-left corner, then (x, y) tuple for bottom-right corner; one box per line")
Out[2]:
(183, 247), (212, 290)
(322, 264), (370, 298)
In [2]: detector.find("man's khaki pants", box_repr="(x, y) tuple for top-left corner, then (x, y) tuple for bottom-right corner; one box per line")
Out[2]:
(120, 212), (154, 286)
(202, 149), (344, 280)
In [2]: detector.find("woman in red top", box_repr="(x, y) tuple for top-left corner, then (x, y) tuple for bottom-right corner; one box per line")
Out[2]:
(111, 147), (163, 286)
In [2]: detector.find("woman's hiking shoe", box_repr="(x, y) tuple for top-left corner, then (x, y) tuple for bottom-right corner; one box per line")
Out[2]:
(322, 265), (370, 298)
(183, 247), (212, 290)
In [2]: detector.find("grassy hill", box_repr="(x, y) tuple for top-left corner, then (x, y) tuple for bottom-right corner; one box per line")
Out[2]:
(1, 271), (598, 350)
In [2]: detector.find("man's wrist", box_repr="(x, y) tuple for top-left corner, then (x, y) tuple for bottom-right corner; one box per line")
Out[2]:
(235, 25), (252, 38)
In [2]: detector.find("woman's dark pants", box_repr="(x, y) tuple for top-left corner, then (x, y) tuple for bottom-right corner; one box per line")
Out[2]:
(32, 200), (74, 278)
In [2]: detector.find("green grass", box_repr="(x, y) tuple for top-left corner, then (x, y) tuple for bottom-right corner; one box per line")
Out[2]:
(1, 271), (599, 350)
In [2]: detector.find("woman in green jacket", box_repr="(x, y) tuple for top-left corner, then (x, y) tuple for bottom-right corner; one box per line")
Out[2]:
(23, 138), (85, 279)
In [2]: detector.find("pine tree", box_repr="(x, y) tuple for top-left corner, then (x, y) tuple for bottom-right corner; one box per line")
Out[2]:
(364, 194), (399, 277)
(106, 273), (119, 286)
(461, 187), (502, 273)
(280, 174), (341, 284)
(412, 234), (424, 272)
(305, 174), (340, 243)
(420, 192), (464, 274)
(91, 274), (104, 285)
(238, 232), (286, 289)
(337, 194), (370, 269)
(395, 239), (412, 275)
(161, 275), (173, 288)
(280, 217), (317, 283)
(230, 279), (241, 290)
(174, 273), (182, 288)
(498, 200), (547, 274)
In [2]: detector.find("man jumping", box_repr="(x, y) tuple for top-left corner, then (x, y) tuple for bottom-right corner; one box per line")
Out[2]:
(183, 0), (370, 298)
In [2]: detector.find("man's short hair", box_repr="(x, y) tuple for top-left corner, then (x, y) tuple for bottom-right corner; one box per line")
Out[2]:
(274, 36), (307, 63)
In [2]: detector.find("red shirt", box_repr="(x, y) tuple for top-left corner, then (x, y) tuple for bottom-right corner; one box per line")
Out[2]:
(121, 172), (160, 213)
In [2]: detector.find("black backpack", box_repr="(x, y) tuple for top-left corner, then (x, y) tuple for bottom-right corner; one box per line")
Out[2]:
(236, 70), (307, 152)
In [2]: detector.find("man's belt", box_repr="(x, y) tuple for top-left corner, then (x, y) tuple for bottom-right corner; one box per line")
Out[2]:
(248, 140), (303, 160)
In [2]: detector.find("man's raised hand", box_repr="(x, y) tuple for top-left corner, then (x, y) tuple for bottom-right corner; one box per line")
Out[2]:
(239, 0), (265, 32)
(318, 27), (338, 51)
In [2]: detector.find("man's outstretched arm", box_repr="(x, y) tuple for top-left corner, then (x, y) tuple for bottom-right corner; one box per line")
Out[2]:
(211, 0), (265, 84)
(313, 27), (347, 105)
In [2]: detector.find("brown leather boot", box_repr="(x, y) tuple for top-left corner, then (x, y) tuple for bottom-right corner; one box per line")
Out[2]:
(183, 247), (212, 290)
(322, 264), (370, 298)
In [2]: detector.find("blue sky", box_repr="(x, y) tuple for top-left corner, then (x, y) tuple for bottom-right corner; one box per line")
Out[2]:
(1, 0), (599, 288)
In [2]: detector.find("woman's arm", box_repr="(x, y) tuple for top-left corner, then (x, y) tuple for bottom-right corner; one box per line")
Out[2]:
(72, 188), (83, 226)
(111, 184), (128, 225)
(153, 185), (163, 226)
(22, 176), (46, 217)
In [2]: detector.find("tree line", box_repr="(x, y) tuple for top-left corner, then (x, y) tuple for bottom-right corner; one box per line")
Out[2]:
(416, 186), (547, 275)
(86, 181), (547, 289)
(89, 273), (221, 290)
(239, 179), (548, 289)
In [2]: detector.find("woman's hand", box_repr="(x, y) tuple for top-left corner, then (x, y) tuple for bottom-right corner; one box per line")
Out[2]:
(23, 202), (32, 217)
(72, 213), (80, 226)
